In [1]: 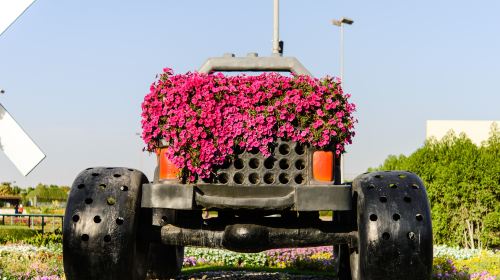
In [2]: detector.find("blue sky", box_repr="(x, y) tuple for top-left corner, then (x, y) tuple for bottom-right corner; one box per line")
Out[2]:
(0, 1), (499, 187)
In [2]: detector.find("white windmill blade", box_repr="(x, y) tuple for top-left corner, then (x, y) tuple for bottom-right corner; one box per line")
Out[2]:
(0, 0), (44, 176)
(0, 103), (45, 176)
(0, 0), (36, 36)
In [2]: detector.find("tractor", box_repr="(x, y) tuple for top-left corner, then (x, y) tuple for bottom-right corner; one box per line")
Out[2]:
(62, 3), (433, 280)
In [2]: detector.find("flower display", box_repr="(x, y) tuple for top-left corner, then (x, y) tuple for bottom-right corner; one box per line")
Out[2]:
(1, 243), (498, 278)
(266, 246), (335, 271)
(141, 69), (356, 182)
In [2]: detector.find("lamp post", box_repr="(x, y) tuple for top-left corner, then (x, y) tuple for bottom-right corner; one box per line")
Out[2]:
(332, 17), (353, 183)
(331, 17), (354, 83)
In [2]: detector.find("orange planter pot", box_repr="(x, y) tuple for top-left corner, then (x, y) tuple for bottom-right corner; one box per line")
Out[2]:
(312, 151), (334, 182)
(157, 148), (180, 180)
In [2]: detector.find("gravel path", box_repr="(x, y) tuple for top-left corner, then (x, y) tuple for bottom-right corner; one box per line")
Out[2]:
(175, 270), (336, 280)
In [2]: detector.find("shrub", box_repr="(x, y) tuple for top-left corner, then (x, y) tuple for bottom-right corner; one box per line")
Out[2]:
(23, 230), (63, 247)
(370, 124), (500, 249)
(0, 226), (38, 244)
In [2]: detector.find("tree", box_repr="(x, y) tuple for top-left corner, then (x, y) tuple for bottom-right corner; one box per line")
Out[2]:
(371, 125), (500, 249)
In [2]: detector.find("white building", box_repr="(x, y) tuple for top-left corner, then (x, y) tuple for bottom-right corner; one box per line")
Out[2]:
(426, 120), (498, 145)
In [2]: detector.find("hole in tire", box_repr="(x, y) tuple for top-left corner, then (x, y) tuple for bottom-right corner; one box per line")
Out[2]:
(368, 184), (375, 190)
(264, 173), (275, 184)
(392, 213), (401, 221)
(264, 157), (276, 169)
(369, 214), (378, 221)
(279, 173), (290, 184)
(113, 174), (121, 178)
(234, 158), (244, 169)
(120, 186), (128, 191)
(416, 214), (423, 221)
(249, 173), (260, 184)
(218, 173), (229, 184)
(99, 184), (106, 189)
(91, 173), (99, 177)
(107, 197), (116, 205)
(279, 159), (290, 170)
(389, 183), (398, 189)
(116, 217), (124, 225)
(404, 196), (412, 203)
(93, 216), (101, 223)
(85, 198), (93, 204)
(72, 215), (79, 222)
(233, 173), (244, 184)
(398, 174), (407, 178)
(249, 148), (259, 155)
(382, 232), (390, 240)
(249, 158), (260, 169)
(294, 174), (304, 184)
(279, 144), (290, 155)
(294, 144), (305, 155)
(77, 184), (85, 189)
(379, 196), (387, 203)
(294, 159), (305, 170)
(81, 234), (89, 241)
(104, 235), (111, 242)
(411, 184), (420, 189)
(407, 232), (416, 240)
(374, 174), (383, 179)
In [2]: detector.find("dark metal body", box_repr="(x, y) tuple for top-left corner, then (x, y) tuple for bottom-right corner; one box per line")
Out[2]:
(63, 55), (433, 279)
(141, 184), (352, 211)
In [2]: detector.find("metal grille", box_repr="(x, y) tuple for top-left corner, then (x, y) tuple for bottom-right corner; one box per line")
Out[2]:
(198, 140), (310, 186)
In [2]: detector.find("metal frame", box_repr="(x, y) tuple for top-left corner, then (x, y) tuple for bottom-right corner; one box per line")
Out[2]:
(141, 183), (352, 211)
(198, 54), (312, 76)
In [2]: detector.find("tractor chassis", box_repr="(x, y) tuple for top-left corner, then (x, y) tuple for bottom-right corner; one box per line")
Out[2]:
(143, 183), (355, 253)
(141, 183), (352, 211)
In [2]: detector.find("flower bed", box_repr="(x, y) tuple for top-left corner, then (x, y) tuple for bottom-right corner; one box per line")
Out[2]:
(1, 243), (498, 279)
(141, 69), (356, 182)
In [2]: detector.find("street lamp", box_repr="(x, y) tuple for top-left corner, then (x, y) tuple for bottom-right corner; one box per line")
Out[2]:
(331, 17), (353, 183)
(331, 17), (354, 83)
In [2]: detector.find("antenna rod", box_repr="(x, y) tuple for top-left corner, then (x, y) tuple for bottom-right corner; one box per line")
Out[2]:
(272, 0), (280, 55)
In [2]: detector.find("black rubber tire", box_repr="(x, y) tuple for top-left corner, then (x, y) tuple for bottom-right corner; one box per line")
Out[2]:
(63, 167), (150, 280)
(350, 171), (433, 280)
(147, 208), (184, 279)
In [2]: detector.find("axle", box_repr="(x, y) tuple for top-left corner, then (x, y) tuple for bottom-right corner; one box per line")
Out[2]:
(159, 223), (356, 253)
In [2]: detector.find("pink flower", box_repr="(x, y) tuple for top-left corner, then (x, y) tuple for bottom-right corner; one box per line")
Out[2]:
(141, 70), (356, 182)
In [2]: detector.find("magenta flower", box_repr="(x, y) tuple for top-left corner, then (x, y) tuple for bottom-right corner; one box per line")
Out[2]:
(141, 69), (357, 182)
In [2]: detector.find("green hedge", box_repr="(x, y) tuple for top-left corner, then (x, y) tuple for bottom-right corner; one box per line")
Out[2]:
(0, 226), (38, 243)
(369, 124), (500, 249)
